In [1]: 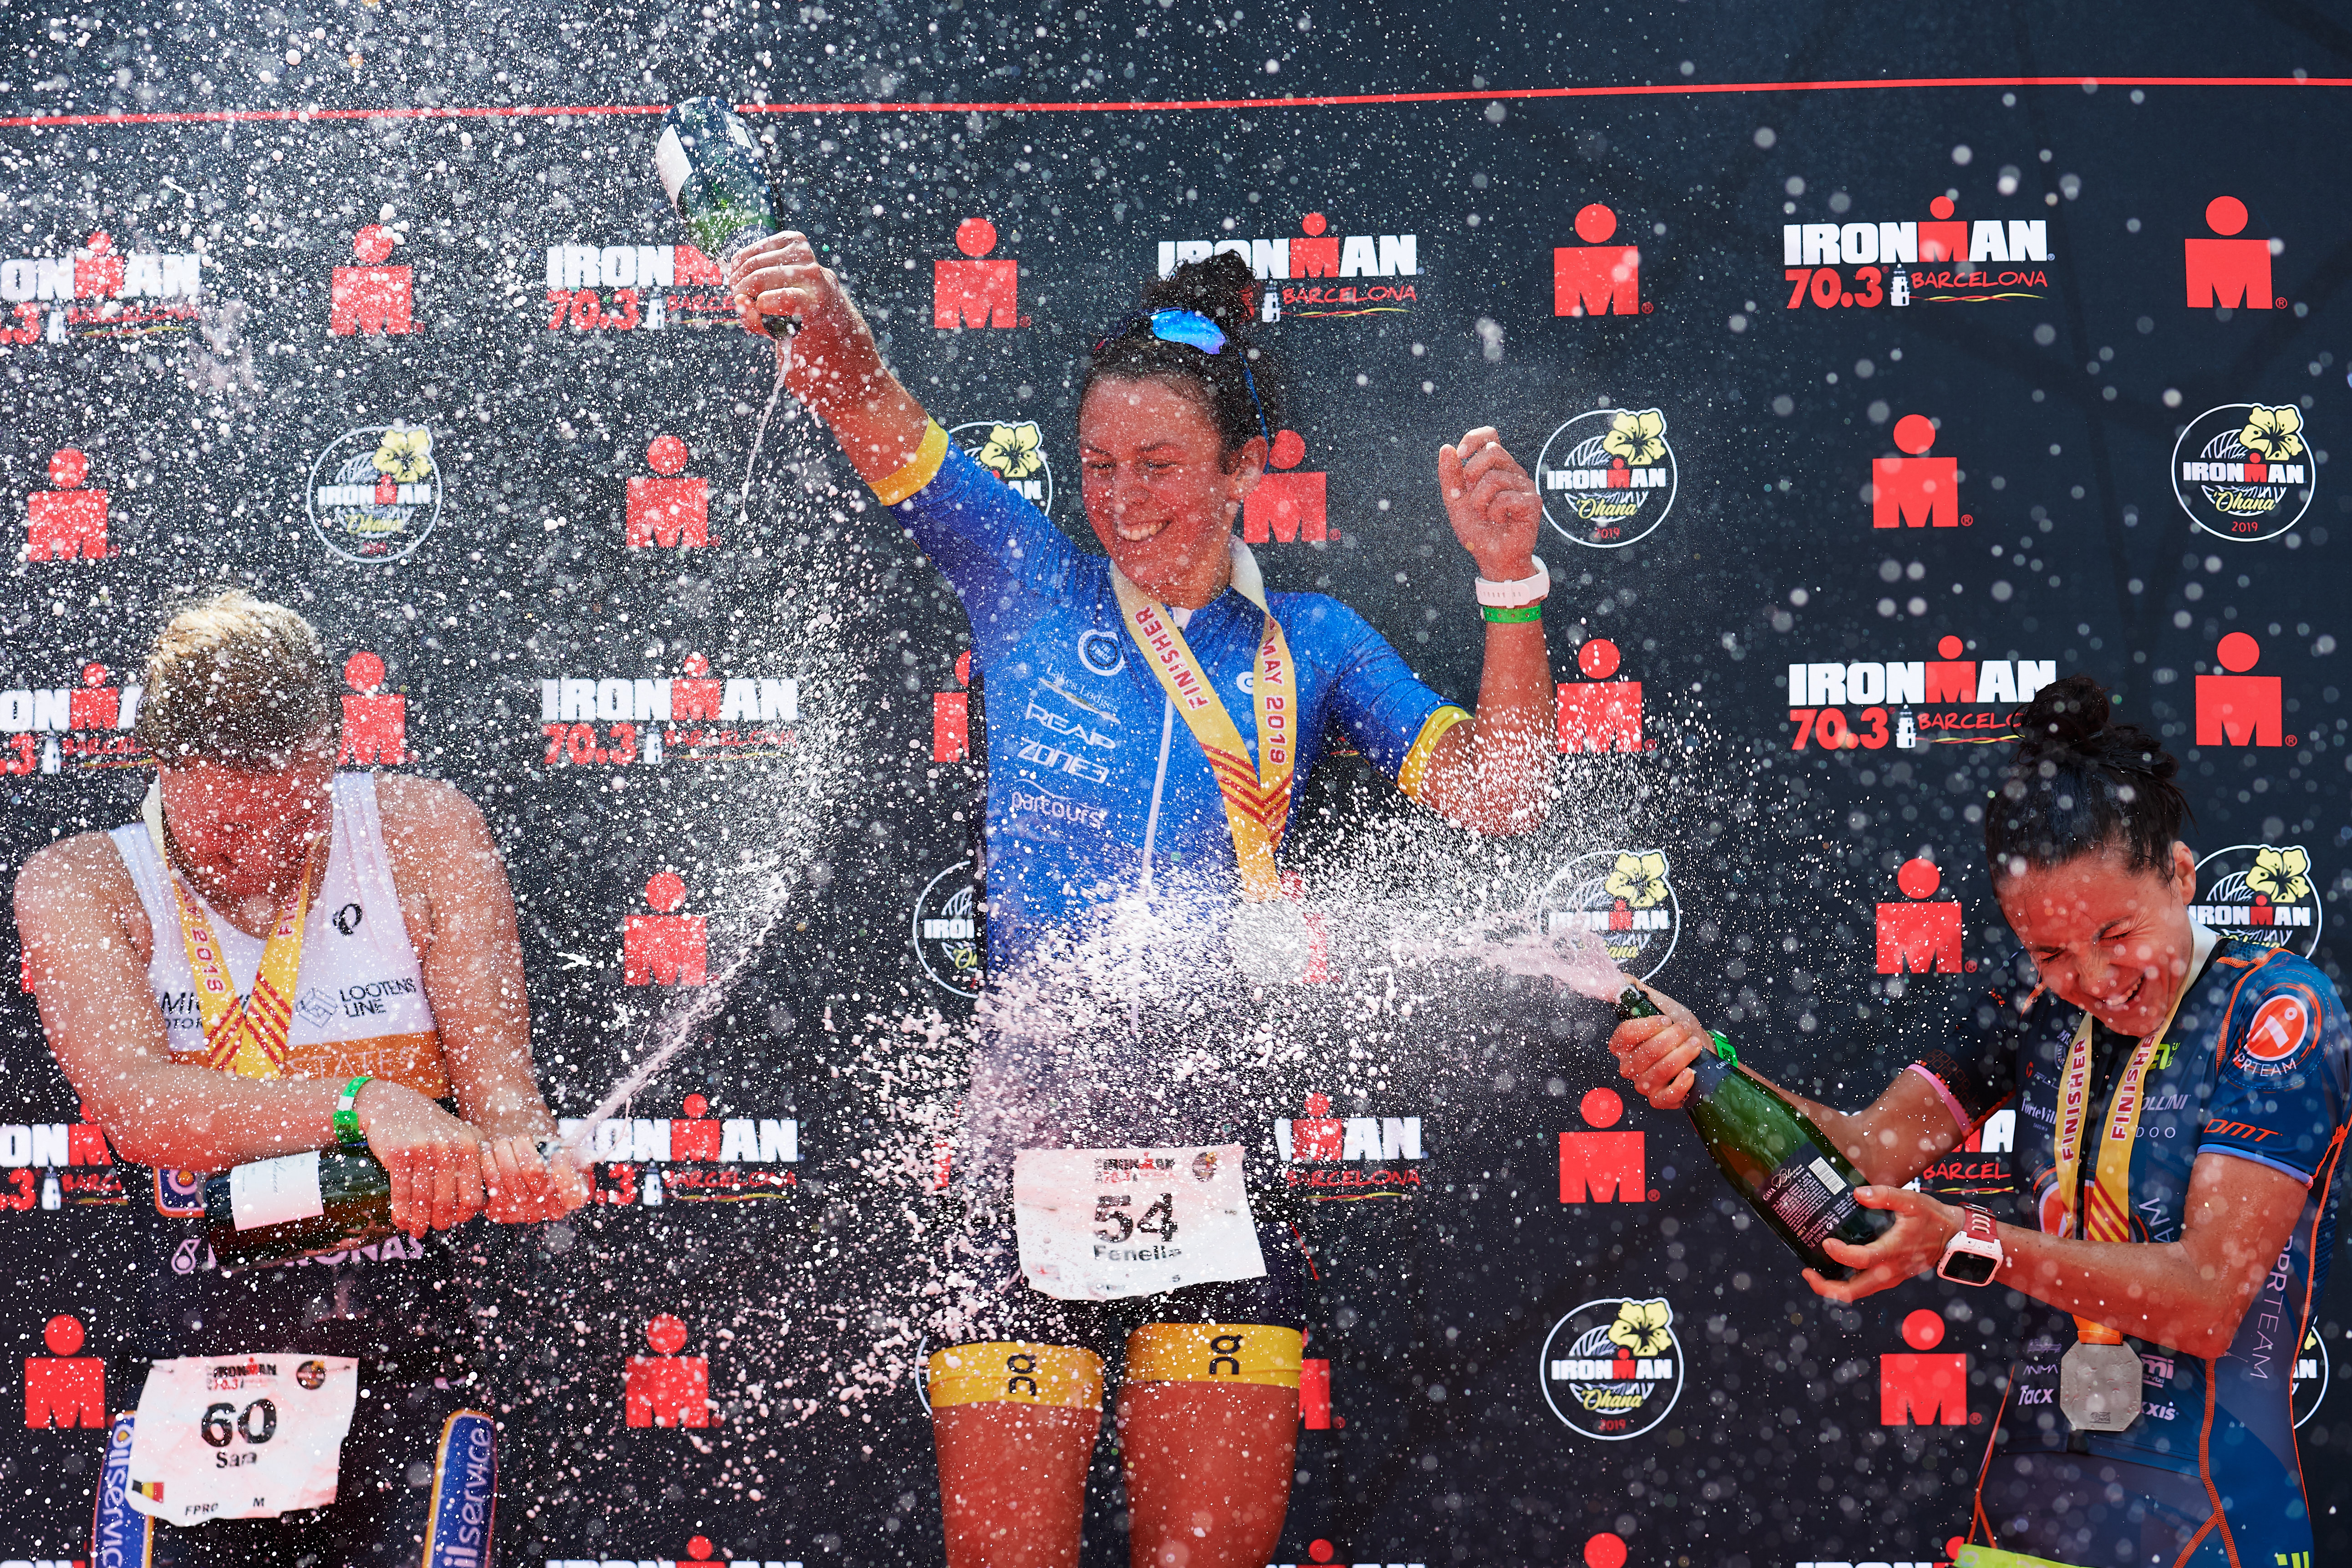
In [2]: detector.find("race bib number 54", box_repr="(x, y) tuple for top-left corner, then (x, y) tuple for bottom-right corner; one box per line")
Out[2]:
(125, 1355), (359, 1523)
(1013, 1145), (1266, 1301)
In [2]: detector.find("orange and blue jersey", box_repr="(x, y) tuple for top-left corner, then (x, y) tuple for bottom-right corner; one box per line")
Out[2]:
(879, 424), (1466, 976)
(1916, 930), (2351, 1567)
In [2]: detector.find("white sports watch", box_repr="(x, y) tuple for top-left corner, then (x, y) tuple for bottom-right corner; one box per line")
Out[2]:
(1936, 1204), (2003, 1286)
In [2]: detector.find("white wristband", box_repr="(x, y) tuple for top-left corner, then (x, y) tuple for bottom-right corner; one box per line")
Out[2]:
(1475, 556), (1549, 608)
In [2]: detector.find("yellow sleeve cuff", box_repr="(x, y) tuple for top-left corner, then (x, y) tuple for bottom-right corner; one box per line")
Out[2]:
(869, 419), (950, 507)
(1396, 705), (1471, 802)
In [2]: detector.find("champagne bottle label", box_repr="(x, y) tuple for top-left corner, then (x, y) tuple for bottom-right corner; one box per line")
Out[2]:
(1753, 1150), (1863, 1249)
(228, 1152), (325, 1231)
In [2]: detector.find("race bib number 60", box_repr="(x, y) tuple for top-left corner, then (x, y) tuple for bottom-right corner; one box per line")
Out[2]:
(125, 1355), (359, 1523)
(1013, 1145), (1266, 1301)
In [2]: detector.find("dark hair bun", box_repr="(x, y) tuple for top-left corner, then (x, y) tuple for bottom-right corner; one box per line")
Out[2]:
(2011, 672), (2177, 783)
(1142, 251), (1257, 339)
(1986, 671), (2189, 878)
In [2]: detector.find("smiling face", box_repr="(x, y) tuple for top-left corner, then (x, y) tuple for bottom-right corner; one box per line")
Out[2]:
(1995, 840), (2200, 1037)
(158, 732), (337, 906)
(1078, 375), (1263, 608)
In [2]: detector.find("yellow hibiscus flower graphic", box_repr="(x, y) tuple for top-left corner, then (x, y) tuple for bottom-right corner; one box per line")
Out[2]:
(1605, 850), (1670, 909)
(1601, 409), (1667, 467)
(2246, 845), (2312, 903)
(2237, 405), (2304, 464)
(372, 427), (433, 482)
(979, 421), (1044, 480)
(1608, 1299), (1673, 1358)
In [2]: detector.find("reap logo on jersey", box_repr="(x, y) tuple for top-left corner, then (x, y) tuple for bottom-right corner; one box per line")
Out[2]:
(2193, 843), (2324, 958)
(558, 1094), (799, 1208)
(2170, 402), (2314, 543)
(540, 238), (735, 331)
(1786, 636), (2054, 750)
(1273, 1093), (1425, 1200)
(1782, 193), (2053, 312)
(950, 419), (1052, 513)
(307, 423), (440, 564)
(911, 859), (985, 999)
(537, 654), (800, 768)
(0, 663), (144, 777)
(1157, 211), (1420, 322)
(0, 230), (203, 345)
(1539, 1296), (1684, 1440)
(2237, 985), (2321, 1070)
(1534, 849), (1679, 980)
(1534, 408), (1677, 549)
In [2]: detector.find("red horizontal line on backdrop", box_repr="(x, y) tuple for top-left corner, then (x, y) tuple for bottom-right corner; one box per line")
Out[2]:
(0, 74), (2345, 129)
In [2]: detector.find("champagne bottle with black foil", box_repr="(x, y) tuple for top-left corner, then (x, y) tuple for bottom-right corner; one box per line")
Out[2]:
(202, 1148), (398, 1268)
(1615, 987), (1893, 1280)
(653, 96), (792, 335)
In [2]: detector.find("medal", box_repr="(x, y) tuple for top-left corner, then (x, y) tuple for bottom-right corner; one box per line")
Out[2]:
(2058, 1325), (2144, 1431)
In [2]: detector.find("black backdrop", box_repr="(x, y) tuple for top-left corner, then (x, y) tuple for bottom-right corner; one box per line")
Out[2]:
(2, 5), (2348, 1567)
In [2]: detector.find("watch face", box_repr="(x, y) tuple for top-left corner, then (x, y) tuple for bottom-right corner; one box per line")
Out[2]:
(1942, 1249), (1999, 1286)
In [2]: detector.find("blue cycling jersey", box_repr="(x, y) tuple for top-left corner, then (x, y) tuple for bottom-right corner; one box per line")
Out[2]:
(1921, 929), (2352, 1567)
(886, 435), (1463, 977)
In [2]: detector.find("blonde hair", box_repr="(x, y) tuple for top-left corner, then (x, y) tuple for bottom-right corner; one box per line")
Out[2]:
(135, 591), (339, 767)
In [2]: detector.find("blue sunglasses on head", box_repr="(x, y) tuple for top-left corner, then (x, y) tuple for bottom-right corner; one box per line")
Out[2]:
(1093, 307), (1271, 456)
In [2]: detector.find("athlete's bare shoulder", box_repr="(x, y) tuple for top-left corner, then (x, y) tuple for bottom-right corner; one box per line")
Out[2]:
(371, 771), (488, 843)
(15, 829), (150, 956)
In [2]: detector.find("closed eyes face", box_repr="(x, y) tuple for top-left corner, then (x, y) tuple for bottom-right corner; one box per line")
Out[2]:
(1995, 841), (2199, 1038)
(158, 737), (337, 903)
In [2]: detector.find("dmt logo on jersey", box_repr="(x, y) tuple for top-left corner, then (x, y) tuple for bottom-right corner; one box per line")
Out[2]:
(306, 423), (440, 564)
(2193, 842), (2324, 959)
(1539, 1296), (1684, 1440)
(1273, 1093), (1425, 1199)
(538, 653), (799, 768)
(0, 663), (144, 776)
(950, 419), (1052, 512)
(541, 237), (735, 331)
(1869, 415), (1971, 530)
(1535, 408), (1677, 549)
(0, 230), (203, 345)
(935, 218), (1023, 328)
(1783, 194), (2052, 311)
(0, 1117), (121, 1211)
(2194, 633), (2291, 747)
(1553, 203), (1647, 317)
(21, 448), (111, 562)
(2170, 402), (2314, 543)
(1536, 849), (1680, 979)
(559, 1093), (798, 1208)
(1157, 211), (1419, 322)
(2184, 194), (2288, 312)
(1786, 637), (2053, 751)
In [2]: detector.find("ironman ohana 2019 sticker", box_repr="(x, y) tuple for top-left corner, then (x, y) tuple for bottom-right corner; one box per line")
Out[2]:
(307, 423), (442, 563)
(2191, 842), (2324, 959)
(911, 859), (985, 999)
(1534, 848), (1681, 981)
(2171, 401), (2314, 543)
(950, 419), (1053, 517)
(1535, 407), (1677, 549)
(1539, 1296), (1684, 1440)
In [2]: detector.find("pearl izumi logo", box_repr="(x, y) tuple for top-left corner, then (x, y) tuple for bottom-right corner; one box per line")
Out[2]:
(911, 859), (985, 999)
(2170, 402), (2314, 542)
(1539, 1296), (1683, 1439)
(1782, 193), (2053, 311)
(2192, 843), (2323, 959)
(1534, 849), (1679, 980)
(307, 424), (440, 563)
(1535, 409), (1676, 549)
(950, 420), (1052, 514)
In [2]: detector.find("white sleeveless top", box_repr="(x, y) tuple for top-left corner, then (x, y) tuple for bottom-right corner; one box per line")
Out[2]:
(110, 772), (448, 1096)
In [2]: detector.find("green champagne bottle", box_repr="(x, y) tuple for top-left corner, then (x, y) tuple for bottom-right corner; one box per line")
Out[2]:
(201, 1148), (397, 1268)
(654, 96), (791, 334)
(1615, 988), (1893, 1280)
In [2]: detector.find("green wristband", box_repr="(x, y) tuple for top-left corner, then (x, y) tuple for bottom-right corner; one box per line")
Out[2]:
(1709, 1031), (1738, 1065)
(334, 1076), (372, 1147)
(1481, 602), (1543, 624)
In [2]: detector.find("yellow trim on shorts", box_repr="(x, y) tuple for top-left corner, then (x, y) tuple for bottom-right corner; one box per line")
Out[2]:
(1395, 704), (1472, 802)
(1124, 1323), (1303, 1389)
(926, 1341), (1103, 1410)
(869, 419), (950, 507)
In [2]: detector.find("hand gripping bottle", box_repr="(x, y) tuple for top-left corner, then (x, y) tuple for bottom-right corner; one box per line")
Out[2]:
(202, 1147), (398, 1267)
(654, 96), (792, 336)
(1615, 987), (1893, 1280)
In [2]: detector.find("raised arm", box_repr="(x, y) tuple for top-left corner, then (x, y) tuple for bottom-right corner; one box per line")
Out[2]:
(15, 833), (490, 1234)
(1412, 428), (1554, 836)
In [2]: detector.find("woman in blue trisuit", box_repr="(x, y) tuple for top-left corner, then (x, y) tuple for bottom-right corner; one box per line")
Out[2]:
(1613, 675), (2348, 1568)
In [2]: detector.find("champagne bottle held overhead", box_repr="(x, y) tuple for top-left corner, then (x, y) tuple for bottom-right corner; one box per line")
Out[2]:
(1615, 987), (1894, 1281)
(654, 96), (793, 336)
